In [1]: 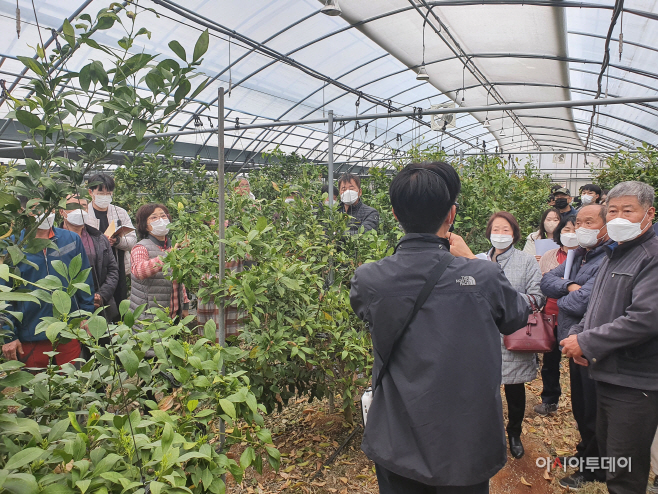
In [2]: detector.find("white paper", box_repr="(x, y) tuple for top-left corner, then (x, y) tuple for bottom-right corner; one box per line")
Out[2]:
(535, 238), (559, 256)
(563, 249), (577, 280)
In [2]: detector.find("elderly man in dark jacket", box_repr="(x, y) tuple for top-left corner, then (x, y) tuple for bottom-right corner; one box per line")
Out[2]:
(562, 181), (658, 494)
(350, 162), (529, 494)
(540, 204), (610, 489)
(337, 173), (379, 234)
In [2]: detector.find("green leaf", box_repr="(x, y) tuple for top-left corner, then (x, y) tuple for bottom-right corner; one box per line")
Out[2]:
(41, 484), (74, 494)
(117, 349), (139, 377)
(161, 423), (174, 452)
(2, 473), (39, 494)
(174, 78), (191, 104)
(62, 18), (76, 46)
(51, 260), (69, 280)
(68, 254), (82, 280)
(15, 110), (41, 130)
(48, 418), (70, 442)
(86, 315), (106, 339)
(256, 216), (267, 232)
(187, 400), (199, 413)
(218, 399), (236, 419)
(17, 55), (46, 76)
(75, 479), (90, 494)
(0, 371), (34, 388)
(24, 159), (41, 179)
(6, 245), (24, 266)
(239, 446), (255, 469)
(168, 340), (186, 359)
(133, 118), (147, 141)
(193, 29), (209, 63)
(119, 299), (130, 317)
(0, 292), (40, 304)
(256, 429), (272, 444)
(45, 321), (67, 343)
(5, 448), (45, 470)
(168, 40), (186, 61)
(68, 412), (83, 433)
(203, 319), (216, 342)
(51, 290), (71, 316)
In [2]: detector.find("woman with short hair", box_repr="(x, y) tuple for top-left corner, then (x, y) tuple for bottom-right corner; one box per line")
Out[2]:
(129, 203), (188, 319)
(487, 211), (545, 460)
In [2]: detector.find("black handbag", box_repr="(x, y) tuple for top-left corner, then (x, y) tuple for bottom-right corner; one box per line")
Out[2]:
(361, 253), (455, 426)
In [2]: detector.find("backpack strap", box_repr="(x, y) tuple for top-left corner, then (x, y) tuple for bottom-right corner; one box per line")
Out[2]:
(373, 253), (455, 392)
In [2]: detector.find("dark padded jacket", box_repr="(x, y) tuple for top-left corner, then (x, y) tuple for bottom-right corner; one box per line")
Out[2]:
(569, 228), (658, 391)
(540, 242), (609, 344)
(350, 234), (529, 486)
(341, 199), (379, 235)
(84, 225), (120, 322)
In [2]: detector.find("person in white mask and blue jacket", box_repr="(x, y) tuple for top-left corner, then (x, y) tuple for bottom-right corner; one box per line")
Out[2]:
(540, 204), (610, 490)
(337, 173), (379, 235)
(486, 211), (545, 460)
(562, 181), (658, 494)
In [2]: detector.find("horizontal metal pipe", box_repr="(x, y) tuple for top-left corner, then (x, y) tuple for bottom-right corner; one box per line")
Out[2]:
(143, 95), (658, 139)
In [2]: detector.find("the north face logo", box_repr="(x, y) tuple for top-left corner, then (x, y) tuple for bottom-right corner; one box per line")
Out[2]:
(456, 276), (476, 286)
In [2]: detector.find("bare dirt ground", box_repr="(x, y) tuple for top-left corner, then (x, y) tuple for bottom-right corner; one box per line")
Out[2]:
(225, 356), (654, 494)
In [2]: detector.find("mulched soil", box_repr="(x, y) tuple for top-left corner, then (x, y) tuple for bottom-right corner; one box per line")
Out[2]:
(225, 356), (623, 494)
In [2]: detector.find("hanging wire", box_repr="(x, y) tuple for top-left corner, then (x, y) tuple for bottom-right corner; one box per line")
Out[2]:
(15, 0), (20, 38)
(619, 9), (624, 61)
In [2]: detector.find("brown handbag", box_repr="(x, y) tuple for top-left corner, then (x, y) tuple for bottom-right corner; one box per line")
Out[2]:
(503, 296), (557, 353)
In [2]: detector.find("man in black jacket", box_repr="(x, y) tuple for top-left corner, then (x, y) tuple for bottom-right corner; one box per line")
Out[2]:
(350, 162), (529, 494)
(562, 181), (658, 494)
(337, 173), (379, 234)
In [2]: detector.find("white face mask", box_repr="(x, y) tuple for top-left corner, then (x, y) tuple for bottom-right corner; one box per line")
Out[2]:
(490, 234), (514, 250)
(93, 193), (112, 209)
(544, 220), (559, 234)
(36, 213), (56, 230)
(65, 209), (87, 227)
(284, 198), (294, 204)
(560, 232), (579, 248)
(149, 218), (170, 237)
(341, 190), (359, 206)
(576, 227), (603, 248)
(606, 211), (649, 243)
(580, 194), (594, 205)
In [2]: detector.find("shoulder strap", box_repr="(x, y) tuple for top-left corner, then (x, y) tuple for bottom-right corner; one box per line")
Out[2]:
(373, 253), (455, 392)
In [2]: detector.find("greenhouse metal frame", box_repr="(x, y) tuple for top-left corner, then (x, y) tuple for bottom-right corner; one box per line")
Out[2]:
(1, 0), (657, 181)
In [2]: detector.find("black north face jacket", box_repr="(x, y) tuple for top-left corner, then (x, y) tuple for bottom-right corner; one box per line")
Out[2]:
(350, 234), (529, 486)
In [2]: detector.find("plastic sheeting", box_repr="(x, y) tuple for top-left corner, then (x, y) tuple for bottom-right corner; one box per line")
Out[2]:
(0, 0), (656, 171)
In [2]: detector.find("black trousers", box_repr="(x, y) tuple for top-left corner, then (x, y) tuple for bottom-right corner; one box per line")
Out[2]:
(596, 381), (658, 494)
(569, 359), (605, 481)
(376, 464), (489, 494)
(539, 330), (562, 405)
(504, 383), (525, 437)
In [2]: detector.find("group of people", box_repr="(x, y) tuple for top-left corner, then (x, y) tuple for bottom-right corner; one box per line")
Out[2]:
(1, 172), (381, 363)
(3, 166), (656, 494)
(351, 166), (658, 494)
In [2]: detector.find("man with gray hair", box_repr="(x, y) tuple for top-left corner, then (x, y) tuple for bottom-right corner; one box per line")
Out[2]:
(561, 180), (658, 494)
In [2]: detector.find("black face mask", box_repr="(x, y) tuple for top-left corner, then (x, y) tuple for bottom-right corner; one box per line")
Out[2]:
(554, 198), (569, 209)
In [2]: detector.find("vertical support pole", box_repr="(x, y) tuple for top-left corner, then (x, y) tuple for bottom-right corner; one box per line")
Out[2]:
(217, 88), (226, 454)
(327, 110), (334, 288)
(327, 110), (334, 209)
(218, 87), (226, 348)
(327, 110), (335, 415)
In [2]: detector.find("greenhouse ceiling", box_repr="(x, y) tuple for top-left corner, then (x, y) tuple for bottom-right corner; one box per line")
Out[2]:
(0, 0), (656, 174)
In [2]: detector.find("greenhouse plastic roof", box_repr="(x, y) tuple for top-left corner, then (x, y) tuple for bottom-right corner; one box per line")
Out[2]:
(0, 0), (657, 173)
